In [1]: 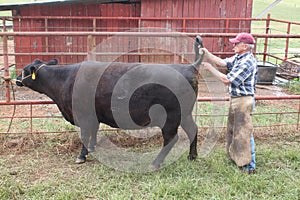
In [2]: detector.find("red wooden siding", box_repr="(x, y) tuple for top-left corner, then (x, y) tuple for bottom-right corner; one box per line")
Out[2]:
(140, 0), (253, 63)
(13, 0), (253, 69)
(13, 2), (141, 69)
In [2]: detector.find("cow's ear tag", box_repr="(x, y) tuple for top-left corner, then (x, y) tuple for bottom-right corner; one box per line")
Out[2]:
(32, 72), (36, 80)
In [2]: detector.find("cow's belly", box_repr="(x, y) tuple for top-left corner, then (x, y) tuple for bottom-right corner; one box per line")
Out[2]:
(96, 84), (182, 129)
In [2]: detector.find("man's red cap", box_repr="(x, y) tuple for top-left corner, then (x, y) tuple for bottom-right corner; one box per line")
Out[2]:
(229, 32), (255, 44)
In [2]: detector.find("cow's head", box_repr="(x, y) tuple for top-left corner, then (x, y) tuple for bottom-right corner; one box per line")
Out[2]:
(16, 59), (58, 87)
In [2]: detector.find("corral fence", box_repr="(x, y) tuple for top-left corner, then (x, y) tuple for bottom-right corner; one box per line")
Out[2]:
(1, 15), (300, 135)
(1, 14), (300, 67)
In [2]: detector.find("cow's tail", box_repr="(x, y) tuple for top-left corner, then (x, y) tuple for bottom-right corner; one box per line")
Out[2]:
(193, 35), (205, 70)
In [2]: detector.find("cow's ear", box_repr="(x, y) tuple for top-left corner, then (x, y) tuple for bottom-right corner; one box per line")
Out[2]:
(47, 59), (58, 65)
(33, 59), (42, 64)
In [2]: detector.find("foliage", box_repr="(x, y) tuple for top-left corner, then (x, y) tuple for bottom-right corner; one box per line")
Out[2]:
(9, 65), (16, 79)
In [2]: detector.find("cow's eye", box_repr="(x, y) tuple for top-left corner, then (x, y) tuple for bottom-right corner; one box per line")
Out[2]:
(21, 69), (30, 79)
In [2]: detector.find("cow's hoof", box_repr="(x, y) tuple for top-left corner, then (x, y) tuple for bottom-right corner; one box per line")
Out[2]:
(148, 164), (160, 172)
(187, 154), (197, 161)
(75, 157), (86, 164)
(88, 148), (95, 153)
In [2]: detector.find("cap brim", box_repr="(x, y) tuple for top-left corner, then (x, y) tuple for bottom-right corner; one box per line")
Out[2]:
(229, 38), (240, 43)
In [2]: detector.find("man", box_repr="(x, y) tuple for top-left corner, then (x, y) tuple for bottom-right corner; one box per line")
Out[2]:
(200, 32), (257, 174)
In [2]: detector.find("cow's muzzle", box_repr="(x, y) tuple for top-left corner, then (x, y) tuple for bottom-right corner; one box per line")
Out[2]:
(16, 76), (24, 86)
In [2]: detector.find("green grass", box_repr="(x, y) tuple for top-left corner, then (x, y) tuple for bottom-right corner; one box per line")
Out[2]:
(252, 0), (300, 63)
(1, 100), (298, 199)
(193, 101), (299, 129)
(252, 0), (300, 22)
(0, 117), (75, 133)
(0, 133), (299, 199)
(284, 80), (300, 94)
(253, 101), (299, 127)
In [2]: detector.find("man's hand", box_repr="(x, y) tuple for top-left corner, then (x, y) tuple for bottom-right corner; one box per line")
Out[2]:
(199, 48), (227, 68)
(198, 47), (209, 56)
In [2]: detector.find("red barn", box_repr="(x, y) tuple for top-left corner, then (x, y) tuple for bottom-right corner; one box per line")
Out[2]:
(0, 0), (254, 69)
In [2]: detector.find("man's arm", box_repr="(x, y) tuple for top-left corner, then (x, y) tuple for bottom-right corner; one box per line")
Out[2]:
(202, 62), (231, 85)
(201, 48), (227, 68)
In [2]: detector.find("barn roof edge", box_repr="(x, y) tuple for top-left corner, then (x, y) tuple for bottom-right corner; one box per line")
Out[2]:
(0, 0), (132, 11)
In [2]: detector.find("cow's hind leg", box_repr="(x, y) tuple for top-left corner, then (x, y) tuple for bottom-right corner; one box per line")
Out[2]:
(152, 126), (179, 169)
(181, 114), (198, 160)
(75, 125), (99, 164)
(88, 131), (97, 152)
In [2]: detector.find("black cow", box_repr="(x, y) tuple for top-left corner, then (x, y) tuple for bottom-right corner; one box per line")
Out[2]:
(16, 37), (204, 168)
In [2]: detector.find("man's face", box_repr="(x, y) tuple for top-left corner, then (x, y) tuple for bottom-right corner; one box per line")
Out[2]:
(232, 42), (249, 55)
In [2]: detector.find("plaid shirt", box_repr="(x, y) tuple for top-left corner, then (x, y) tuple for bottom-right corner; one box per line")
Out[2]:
(224, 52), (257, 96)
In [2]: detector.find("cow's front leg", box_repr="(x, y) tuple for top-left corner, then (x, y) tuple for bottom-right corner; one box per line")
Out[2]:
(88, 131), (97, 152)
(76, 144), (89, 164)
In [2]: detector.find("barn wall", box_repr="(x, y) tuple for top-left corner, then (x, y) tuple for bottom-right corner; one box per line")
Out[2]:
(140, 0), (253, 62)
(13, 0), (253, 69)
(13, 2), (141, 68)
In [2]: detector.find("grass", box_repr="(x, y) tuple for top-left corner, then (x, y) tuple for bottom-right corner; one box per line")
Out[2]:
(0, 133), (299, 199)
(252, 0), (300, 21)
(253, 101), (299, 127)
(0, 99), (299, 199)
(284, 80), (300, 94)
(193, 101), (299, 130)
(252, 0), (300, 63)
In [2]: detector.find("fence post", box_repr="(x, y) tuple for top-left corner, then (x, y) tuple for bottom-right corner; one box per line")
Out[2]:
(2, 18), (11, 103)
(87, 35), (96, 61)
(45, 18), (49, 53)
(285, 22), (291, 60)
(298, 99), (300, 130)
(263, 13), (271, 63)
(222, 19), (230, 53)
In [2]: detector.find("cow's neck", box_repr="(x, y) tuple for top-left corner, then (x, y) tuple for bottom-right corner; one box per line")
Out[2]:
(33, 65), (78, 124)
(37, 65), (76, 102)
